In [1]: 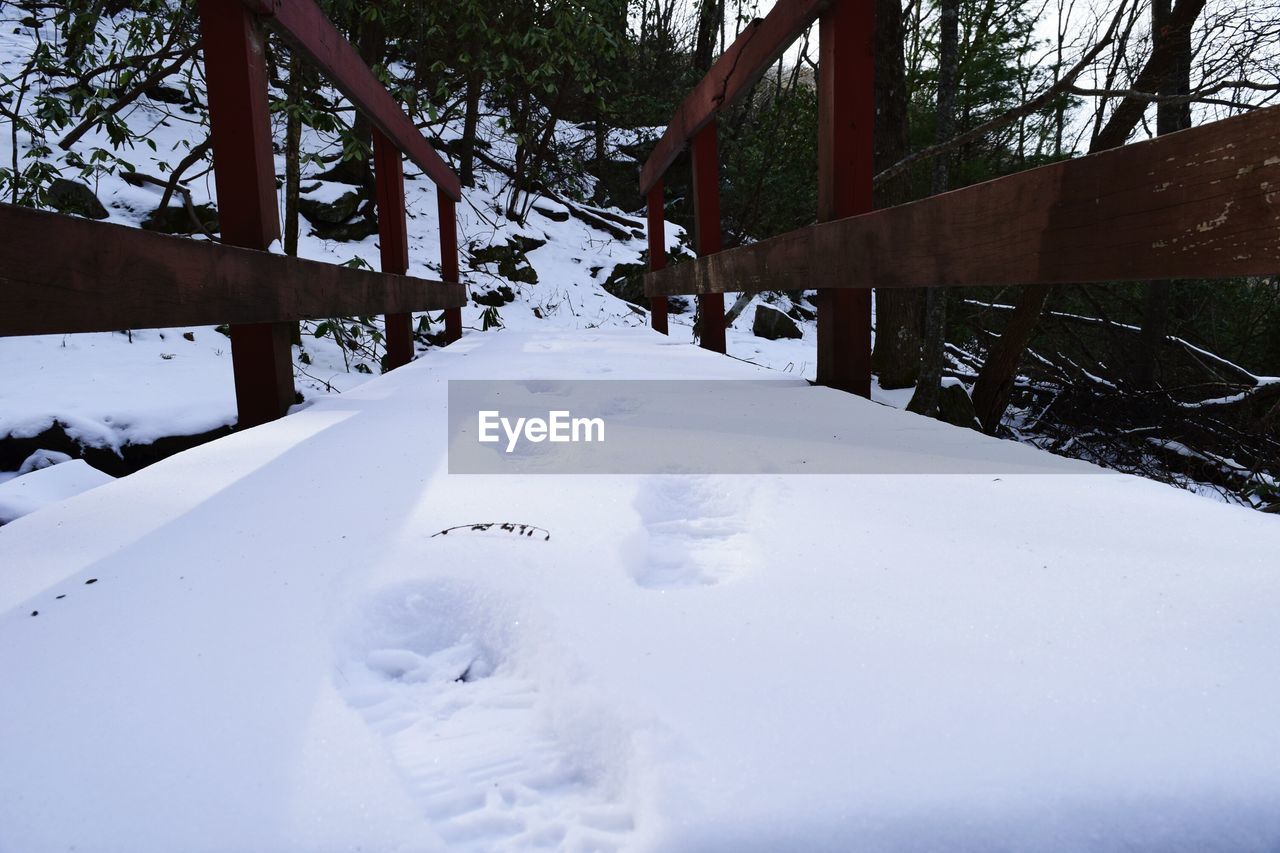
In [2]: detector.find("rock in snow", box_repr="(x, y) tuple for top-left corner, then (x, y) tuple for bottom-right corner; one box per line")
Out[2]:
(45, 178), (109, 221)
(752, 304), (803, 340)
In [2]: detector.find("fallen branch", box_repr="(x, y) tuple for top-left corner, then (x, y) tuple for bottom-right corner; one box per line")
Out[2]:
(469, 147), (637, 241)
(431, 523), (551, 541)
(120, 169), (216, 238)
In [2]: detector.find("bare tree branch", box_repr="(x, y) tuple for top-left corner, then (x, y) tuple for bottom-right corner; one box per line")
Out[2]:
(873, 0), (1130, 188)
(1069, 77), (1280, 105)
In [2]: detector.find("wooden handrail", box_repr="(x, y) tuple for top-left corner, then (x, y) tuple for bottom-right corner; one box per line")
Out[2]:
(0, 204), (464, 336)
(3, 0), (467, 430)
(638, 0), (831, 193)
(244, 0), (462, 201)
(645, 105), (1280, 296)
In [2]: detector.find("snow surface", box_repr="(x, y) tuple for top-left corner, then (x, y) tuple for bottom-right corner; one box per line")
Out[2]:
(3, 329), (1280, 852)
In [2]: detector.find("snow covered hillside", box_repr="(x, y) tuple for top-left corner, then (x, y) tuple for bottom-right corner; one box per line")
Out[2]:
(3, 329), (1279, 852)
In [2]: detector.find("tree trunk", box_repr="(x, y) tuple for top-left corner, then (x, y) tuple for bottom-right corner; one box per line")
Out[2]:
(459, 69), (482, 187)
(1134, 0), (1193, 389)
(594, 119), (608, 205)
(970, 0), (1206, 432)
(692, 0), (724, 72)
(907, 0), (958, 416)
(972, 283), (1051, 433)
(1090, 0), (1205, 151)
(1136, 281), (1174, 388)
(283, 52), (305, 347)
(724, 290), (755, 328)
(283, 52), (303, 258)
(328, 9), (383, 189)
(868, 0), (920, 389)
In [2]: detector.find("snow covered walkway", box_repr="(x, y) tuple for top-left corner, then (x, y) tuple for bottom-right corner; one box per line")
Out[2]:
(2, 329), (1279, 852)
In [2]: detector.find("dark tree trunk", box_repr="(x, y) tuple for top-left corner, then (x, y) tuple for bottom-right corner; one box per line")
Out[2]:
(970, 0), (1206, 432)
(972, 283), (1052, 433)
(908, 0), (959, 416)
(283, 51), (306, 347)
(459, 69), (482, 187)
(328, 9), (384, 189)
(1135, 0), (1193, 389)
(692, 0), (724, 72)
(283, 51), (303, 258)
(594, 119), (608, 205)
(868, 0), (921, 389)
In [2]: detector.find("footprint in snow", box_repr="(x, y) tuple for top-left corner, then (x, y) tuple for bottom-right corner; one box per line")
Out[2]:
(337, 578), (636, 851)
(628, 475), (759, 589)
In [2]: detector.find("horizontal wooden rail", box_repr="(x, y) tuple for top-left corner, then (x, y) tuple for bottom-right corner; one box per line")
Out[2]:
(0, 205), (464, 336)
(638, 0), (830, 193)
(245, 0), (461, 201)
(646, 105), (1280, 296)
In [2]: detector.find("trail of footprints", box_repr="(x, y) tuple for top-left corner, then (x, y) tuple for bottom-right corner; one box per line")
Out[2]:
(630, 475), (759, 589)
(339, 582), (635, 851)
(341, 477), (755, 846)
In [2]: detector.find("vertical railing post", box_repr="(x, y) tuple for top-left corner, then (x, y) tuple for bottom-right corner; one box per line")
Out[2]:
(646, 180), (669, 335)
(373, 128), (414, 369)
(438, 194), (462, 343)
(690, 120), (726, 354)
(816, 0), (874, 398)
(198, 0), (295, 427)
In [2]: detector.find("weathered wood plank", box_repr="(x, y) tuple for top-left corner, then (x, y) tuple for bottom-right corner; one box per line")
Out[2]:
(645, 105), (1280, 296)
(245, 0), (462, 200)
(638, 0), (831, 193)
(0, 205), (465, 337)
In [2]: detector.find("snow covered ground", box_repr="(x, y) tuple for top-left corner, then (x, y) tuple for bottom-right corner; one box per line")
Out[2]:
(3, 329), (1279, 852)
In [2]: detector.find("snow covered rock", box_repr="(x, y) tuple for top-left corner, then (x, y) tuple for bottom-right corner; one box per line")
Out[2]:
(142, 202), (219, 235)
(938, 378), (982, 430)
(298, 188), (363, 225)
(473, 285), (516, 307)
(753, 303), (802, 340)
(45, 178), (109, 220)
(470, 237), (543, 285)
(0, 457), (113, 525)
(16, 448), (72, 475)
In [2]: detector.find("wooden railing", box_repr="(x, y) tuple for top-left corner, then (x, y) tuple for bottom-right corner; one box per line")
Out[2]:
(0, 0), (468, 428)
(0, 206), (462, 334)
(641, 0), (1280, 399)
(641, 0), (872, 392)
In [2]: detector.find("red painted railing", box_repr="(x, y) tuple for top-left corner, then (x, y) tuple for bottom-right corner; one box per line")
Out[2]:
(199, 0), (466, 426)
(640, 0), (873, 395)
(642, 0), (1280, 400)
(0, 1), (471, 432)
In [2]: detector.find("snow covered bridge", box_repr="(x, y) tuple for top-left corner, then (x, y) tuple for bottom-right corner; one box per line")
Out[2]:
(4, 0), (1280, 849)
(3, 329), (1280, 850)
